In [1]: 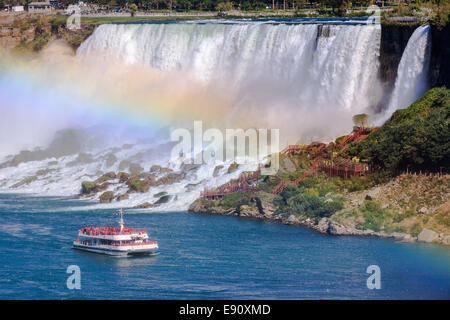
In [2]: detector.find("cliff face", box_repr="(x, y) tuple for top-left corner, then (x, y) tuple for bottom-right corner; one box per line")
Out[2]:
(380, 22), (450, 91)
(379, 24), (417, 85)
(0, 14), (94, 53)
(430, 24), (450, 88)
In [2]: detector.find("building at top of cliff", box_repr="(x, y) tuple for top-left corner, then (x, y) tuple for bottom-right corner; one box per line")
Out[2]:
(26, 2), (53, 12)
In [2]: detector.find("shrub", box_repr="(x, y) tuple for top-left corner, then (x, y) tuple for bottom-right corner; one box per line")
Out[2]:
(221, 192), (251, 209)
(275, 186), (344, 221)
(358, 201), (391, 232)
(410, 223), (422, 237)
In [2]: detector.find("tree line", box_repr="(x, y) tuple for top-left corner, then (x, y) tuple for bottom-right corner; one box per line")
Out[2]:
(0, 0), (420, 13)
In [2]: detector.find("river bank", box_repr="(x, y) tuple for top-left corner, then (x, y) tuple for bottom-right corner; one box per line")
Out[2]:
(189, 174), (450, 246)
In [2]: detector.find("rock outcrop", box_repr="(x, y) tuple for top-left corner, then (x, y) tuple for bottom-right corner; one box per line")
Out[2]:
(417, 228), (439, 243)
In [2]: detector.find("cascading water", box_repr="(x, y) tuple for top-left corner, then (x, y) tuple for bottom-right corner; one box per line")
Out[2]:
(381, 25), (431, 123)
(77, 21), (383, 141)
(0, 21), (433, 212)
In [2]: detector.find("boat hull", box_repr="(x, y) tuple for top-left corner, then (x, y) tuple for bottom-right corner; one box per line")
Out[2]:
(73, 244), (158, 256)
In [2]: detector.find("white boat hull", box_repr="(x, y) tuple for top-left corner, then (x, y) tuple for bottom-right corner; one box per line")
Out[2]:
(73, 243), (158, 256)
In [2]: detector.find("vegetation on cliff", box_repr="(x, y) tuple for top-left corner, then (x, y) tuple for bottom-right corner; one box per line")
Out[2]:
(347, 87), (450, 175)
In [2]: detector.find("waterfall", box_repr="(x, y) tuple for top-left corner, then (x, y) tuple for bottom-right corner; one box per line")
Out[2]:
(381, 25), (431, 123)
(77, 21), (383, 141)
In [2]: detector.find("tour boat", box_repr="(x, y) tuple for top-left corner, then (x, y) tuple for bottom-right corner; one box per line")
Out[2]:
(73, 209), (158, 256)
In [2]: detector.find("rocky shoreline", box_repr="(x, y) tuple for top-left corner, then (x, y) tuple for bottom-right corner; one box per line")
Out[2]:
(188, 195), (450, 246)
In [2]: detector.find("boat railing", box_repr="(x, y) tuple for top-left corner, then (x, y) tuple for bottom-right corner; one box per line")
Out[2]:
(79, 227), (147, 236)
(74, 239), (157, 246)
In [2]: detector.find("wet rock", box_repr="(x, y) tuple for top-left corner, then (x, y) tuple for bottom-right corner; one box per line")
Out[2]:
(127, 177), (151, 193)
(100, 191), (114, 203)
(213, 165), (224, 177)
(81, 181), (109, 195)
(156, 172), (185, 185)
(150, 165), (162, 173)
(180, 163), (201, 172)
(184, 181), (202, 192)
(135, 202), (154, 209)
(116, 193), (129, 201)
(154, 191), (167, 198)
(417, 228), (439, 243)
(81, 181), (97, 194)
(227, 162), (239, 174)
(11, 176), (38, 188)
(117, 172), (129, 183)
(154, 195), (171, 205)
(96, 172), (116, 183)
(36, 169), (54, 176)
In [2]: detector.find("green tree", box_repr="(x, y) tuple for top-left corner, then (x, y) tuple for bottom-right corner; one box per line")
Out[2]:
(216, 0), (232, 11)
(352, 113), (369, 128)
(128, 2), (138, 15)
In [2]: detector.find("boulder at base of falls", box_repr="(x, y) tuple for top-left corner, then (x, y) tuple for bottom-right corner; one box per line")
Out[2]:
(117, 172), (129, 183)
(156, 172), (185, 185)
(153, 195), (171, 206)
(81, 181), (97, 194)
(135, 202), (154, 208)
(80, 181), (109, 196)
(11, 176), (38, 188)
(116, 193), (129, 201)
(127, 177), (151, 193)
(213, 165), (224, 177)
(126, 173), (156, 193)
(95, 172), (116, 183)
(227, 162), (239, 174)
(100, 191), (114, 203)
(154, 191), (167, 198)
(150, 165), (162, 173)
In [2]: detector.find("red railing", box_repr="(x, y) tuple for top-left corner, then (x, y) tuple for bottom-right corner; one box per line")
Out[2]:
(201, 164), (263, 199)
(271, 162), (319, 195)
(79, 227), (147, 236)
